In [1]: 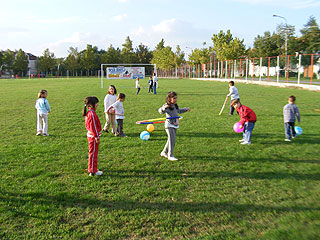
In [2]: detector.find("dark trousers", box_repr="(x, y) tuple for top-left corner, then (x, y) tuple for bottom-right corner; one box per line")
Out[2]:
(136, 87), (140, 95)
(117, 119), (125, 136)
(153, 82), (157, 94)
(148, 85), (153, 93)
(284, 122), (296, 140)
(229, 98), (240, 115)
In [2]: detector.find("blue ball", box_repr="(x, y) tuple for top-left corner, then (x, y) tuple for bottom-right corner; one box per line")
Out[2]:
(295, 126), (303, 135)
(140, 131), (150, 141)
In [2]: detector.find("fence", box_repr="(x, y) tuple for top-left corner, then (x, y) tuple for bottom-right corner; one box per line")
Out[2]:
(157, 54), (320, 85)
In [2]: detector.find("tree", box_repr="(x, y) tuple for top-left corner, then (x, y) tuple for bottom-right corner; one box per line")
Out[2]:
(64, 47), (80, 76)
(155, 39), (165, 51)
(152, 40), (175, 70)
(188, 48), (210, 65)
(2, 50), (15, 73)
(249, 31), (283, 58)
(37, 48), (56, 76)
(121, 36), (135, 63)
(101, 45), (122, 64)
(13, 49), (29, 76)
(80, 44), (95, 75)
(211, 30), (246, 60)
(299, 16), (320, 54)
(135, 43), (153, 64)
(174, 45), (185, 67)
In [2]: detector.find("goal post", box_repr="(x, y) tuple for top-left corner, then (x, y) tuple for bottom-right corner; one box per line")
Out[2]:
(100, 63), (157, 88)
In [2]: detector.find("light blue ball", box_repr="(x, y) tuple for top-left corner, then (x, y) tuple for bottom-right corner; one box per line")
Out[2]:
(140, 131), (150, 141)
(295, 126), (303, 135)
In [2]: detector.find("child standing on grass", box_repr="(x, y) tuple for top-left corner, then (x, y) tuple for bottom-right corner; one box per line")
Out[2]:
(83, 96), (102, 176)
(153, 73), (158, 94)
(107, 93), (127, 137)
(136, 77), (141, 95)
(283, 95), (301, 142)
(148, 76), (153, 93)
(231, 99), (256, 145)
(159, 91), (190, 161)
(103, 85), (117, 134)
(35, 89), (51, 136)
(227, 81), (240, 115)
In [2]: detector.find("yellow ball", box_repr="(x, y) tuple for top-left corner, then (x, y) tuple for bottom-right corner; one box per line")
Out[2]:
(147, 124), (155, 132)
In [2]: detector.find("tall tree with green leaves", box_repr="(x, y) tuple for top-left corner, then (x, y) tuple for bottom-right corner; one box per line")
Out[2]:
(174, 45), (185, 67)
(211, 30), (246, 60)
(299, 16), (320, 54)
(152, 40), (175, 71)
(13, 49), (29, 76)
(188, 48), (210, 65)
(135, 43), (153, 64)
(121, 36), (135, 63)
(2, 50), (15, 73)
(64, 47), (80, 76)
(37, 48), (56, 76)
(80, 44), (95, 75)
(249, 31), (283, 58)
(101, 45), (122, 64)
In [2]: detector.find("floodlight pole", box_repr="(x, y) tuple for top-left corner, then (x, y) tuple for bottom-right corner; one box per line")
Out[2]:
(273, 14), (288, 78)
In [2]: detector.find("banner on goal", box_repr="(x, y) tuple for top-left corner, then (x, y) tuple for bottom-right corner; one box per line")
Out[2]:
(107, 67), (145, 79)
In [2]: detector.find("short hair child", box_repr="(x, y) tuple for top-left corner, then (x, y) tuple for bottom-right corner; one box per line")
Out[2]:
(83, 96), (103, 176)
(227, 81), (240, 115)
(283, 95), (301, 142)
(231, 99), (257, 145)
(35, 89), (51, 136)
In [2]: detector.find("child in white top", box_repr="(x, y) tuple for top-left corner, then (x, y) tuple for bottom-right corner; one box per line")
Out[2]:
(35, 89), (51, 136)
(103, 85), (117, 135)
(227, 81), (240, 115)
(153, 73), (158, 94)
(107, 93), (127, 137)
(136, 77), (141, 95)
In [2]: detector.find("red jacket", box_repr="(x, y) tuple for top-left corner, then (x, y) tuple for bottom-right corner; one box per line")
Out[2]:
(237, 105), (257, 125)
(85, 108), (101, 139)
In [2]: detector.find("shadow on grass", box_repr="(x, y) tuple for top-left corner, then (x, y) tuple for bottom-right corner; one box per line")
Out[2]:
(102, 169), (320, 180)
(1, 190), (319, 220)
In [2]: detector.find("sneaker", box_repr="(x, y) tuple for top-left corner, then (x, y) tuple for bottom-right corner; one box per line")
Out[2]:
(36, 132), (42, 136)
(103, 129), (109, 133)
(160, 152), (168, 158)
(119, 134), (128, 137)
(168, 156), (178, 161)
(89, 172), (94, 176)
(239, 139), (245, 142)
(285, 139), (291, 142)
(42, 133), (49, 136)
(95, 170), (103, 176)
(240, 141), (251, 145)
(292, 136), (296, 139)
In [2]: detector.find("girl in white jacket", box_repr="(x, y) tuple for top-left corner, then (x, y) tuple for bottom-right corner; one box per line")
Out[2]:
(103, 85), (117, 135)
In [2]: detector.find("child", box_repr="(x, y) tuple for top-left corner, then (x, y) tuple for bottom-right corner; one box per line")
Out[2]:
(227, 81), (240, 115)
(136, 77), (141, 95)
(158, 91), (190, 161)
(35, 89), (51, 136)
(283, 95), (301, 142)
(103, 85), (117, 134)
(231, 99), (256, 145)
(107, 93), (127, 137)
(148, 76), (153, 93)
(153, 73), (158, 94)
(83, 96), (103, 176)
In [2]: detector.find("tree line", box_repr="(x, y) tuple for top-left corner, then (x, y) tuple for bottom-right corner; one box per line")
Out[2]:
(0, 16), (319, 77)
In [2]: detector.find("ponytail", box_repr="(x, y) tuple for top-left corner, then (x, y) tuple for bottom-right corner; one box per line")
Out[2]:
(83, 96), (99, 117)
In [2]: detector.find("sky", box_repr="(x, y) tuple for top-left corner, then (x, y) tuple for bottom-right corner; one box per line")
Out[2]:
(1, 0), (319, 58)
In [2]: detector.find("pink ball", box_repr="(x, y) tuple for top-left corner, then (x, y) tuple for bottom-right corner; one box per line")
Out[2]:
(233, 122), (244, 133)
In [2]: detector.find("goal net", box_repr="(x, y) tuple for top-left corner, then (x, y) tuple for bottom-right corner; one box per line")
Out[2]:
(100, 63), (157, 88)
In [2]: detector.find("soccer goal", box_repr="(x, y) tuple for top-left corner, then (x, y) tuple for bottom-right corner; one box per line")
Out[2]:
(100, 63), (157, 88)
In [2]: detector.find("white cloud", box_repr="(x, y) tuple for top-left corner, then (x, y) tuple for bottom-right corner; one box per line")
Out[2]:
(112, 14), (128, 22)
(152, 18), (177, 33)
(231, 0), (320, 9)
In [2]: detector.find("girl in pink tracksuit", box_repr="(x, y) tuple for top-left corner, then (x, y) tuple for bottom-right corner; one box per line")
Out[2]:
(83, 96), (102, 176)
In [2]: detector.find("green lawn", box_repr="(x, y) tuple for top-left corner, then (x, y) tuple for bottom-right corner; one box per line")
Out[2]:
(0, 77), (319, 239)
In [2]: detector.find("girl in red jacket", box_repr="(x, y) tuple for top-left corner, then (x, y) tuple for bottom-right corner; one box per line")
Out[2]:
(231, 99), (257, 145)
(83, 96), (102, 176)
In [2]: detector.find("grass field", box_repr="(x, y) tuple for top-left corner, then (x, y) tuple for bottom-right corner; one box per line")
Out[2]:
(0, 77), (320, 239)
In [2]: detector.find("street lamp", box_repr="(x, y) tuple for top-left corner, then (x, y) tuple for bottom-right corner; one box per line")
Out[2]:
(273, 14), (288, 77)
